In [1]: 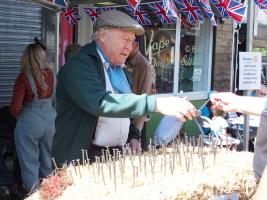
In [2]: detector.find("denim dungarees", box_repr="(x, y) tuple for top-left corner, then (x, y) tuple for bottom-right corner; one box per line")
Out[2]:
(14, 72), (56, 192)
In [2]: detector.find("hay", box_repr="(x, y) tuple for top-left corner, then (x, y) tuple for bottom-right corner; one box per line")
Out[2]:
(27, 145), (257, 200)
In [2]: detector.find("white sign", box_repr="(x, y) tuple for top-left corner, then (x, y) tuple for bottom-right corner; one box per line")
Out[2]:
(239, 52), (262, 90)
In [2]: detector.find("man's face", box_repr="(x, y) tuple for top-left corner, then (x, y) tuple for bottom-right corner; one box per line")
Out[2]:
(98, 28), (135, 66)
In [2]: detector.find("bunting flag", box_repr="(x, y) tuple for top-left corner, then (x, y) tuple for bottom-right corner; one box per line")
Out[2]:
(127, 0), (142, 10)
(175, 0), (205, 22)
(197, 0), (217, 26)
(210, 0), (230, 18)
(254, 0), (267, 9)
(125, 6), (152, 25)
(149, 2), (176, 24)
(220, 0), (247, 23)
(162, 0), (179, 18)
(181, 15), (196, 28)
(84, 7), (102, 25)
(61, 0), (260, 27)
(63, 8), (81, 26)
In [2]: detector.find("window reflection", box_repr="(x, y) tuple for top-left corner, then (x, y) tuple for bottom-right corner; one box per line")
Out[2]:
(179, 22), (211, 92)
(145, 26), (176, 94)
(144, 22), (212, 94)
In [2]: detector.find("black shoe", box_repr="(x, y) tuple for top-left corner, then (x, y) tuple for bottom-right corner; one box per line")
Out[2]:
(9, 185), (28, 200)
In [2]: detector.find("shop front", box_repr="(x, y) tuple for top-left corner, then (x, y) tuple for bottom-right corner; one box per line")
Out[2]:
(0, 0), (61, 108)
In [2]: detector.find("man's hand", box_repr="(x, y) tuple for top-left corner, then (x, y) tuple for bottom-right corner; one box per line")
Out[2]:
(129, 138), (142, 155)
(155, 96), (197, 122)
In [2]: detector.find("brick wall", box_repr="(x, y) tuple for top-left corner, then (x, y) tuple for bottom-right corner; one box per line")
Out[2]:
(213, 20), (234, 92)
(254, 25), (267, 48)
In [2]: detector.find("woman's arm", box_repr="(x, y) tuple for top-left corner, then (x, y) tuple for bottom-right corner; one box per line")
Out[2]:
(210, 92), (266, 116)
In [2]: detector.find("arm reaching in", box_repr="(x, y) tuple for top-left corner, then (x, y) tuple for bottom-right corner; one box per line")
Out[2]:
(155, 96), (198, 122)
(210, 92), (266, 116)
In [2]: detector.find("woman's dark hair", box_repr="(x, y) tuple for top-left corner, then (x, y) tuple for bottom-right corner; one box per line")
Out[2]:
(34, 37), (47, 52)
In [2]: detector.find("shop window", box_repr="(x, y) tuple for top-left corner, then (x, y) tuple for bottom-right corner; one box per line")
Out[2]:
(144, 25), (176, 94)
(144, 21), (212, 95)
(179, 22), (212, 93)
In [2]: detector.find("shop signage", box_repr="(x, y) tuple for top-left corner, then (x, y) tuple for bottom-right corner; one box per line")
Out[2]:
(239, 52), (262, 90)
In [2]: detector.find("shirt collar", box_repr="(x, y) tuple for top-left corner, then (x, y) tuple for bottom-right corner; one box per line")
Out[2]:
(96, 44), (110, 71)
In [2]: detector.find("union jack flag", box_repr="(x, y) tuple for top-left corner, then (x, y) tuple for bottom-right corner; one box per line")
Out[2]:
(210, 0), (229, 18)
(197, 0), (217, 26)
(162, 0), (179, 18)
(149, 2), (176, 24)
(63, 8), (81, 26)
(125, 6), (151, 25)
(174, 0), (204, 22)
(84, 7), (102, 25)
(181, 15), (196, 28)
(254, 0), (267, 9)
(220, 0), (247, 23)
(127, 0), (141, 10)
(47, 0), (67, 7)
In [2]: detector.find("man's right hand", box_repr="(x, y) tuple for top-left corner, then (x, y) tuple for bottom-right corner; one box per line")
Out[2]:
(155, 96), (197, 122)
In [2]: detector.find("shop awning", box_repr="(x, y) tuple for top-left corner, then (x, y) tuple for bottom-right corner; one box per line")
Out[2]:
(68, 0), (153, 7)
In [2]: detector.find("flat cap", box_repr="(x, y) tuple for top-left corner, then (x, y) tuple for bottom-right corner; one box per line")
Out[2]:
(95, 10), (145, 36)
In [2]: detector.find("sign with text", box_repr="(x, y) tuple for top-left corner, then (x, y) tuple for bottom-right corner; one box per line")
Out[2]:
(239, 52), (262, 90)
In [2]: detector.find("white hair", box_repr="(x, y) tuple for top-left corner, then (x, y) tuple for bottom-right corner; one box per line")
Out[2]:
(92, 29), (110, 41)
(92, 31), (99, 41)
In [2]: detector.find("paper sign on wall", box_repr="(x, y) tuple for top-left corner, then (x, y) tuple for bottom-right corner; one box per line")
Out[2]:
(239, 52), (262, 90)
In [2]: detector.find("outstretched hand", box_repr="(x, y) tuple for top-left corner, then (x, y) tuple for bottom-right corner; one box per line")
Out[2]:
(210, 92), (240, 113)
(155, 96), (198, 122)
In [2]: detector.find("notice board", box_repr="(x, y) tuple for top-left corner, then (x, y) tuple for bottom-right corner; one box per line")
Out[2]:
(239, 52), (262, 90)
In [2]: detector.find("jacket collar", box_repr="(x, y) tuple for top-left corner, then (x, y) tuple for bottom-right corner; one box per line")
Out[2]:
(80, 41), (101, 61)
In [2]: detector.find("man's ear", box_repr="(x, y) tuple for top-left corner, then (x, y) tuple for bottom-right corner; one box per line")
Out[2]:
(98, 28), (106, 43)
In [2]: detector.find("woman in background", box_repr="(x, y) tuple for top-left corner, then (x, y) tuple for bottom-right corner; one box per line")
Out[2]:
(10, 38), (56, 194)
(209, 103), (240, 150)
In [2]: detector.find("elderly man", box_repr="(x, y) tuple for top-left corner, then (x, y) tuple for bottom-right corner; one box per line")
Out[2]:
(52, 10), (197, 166)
